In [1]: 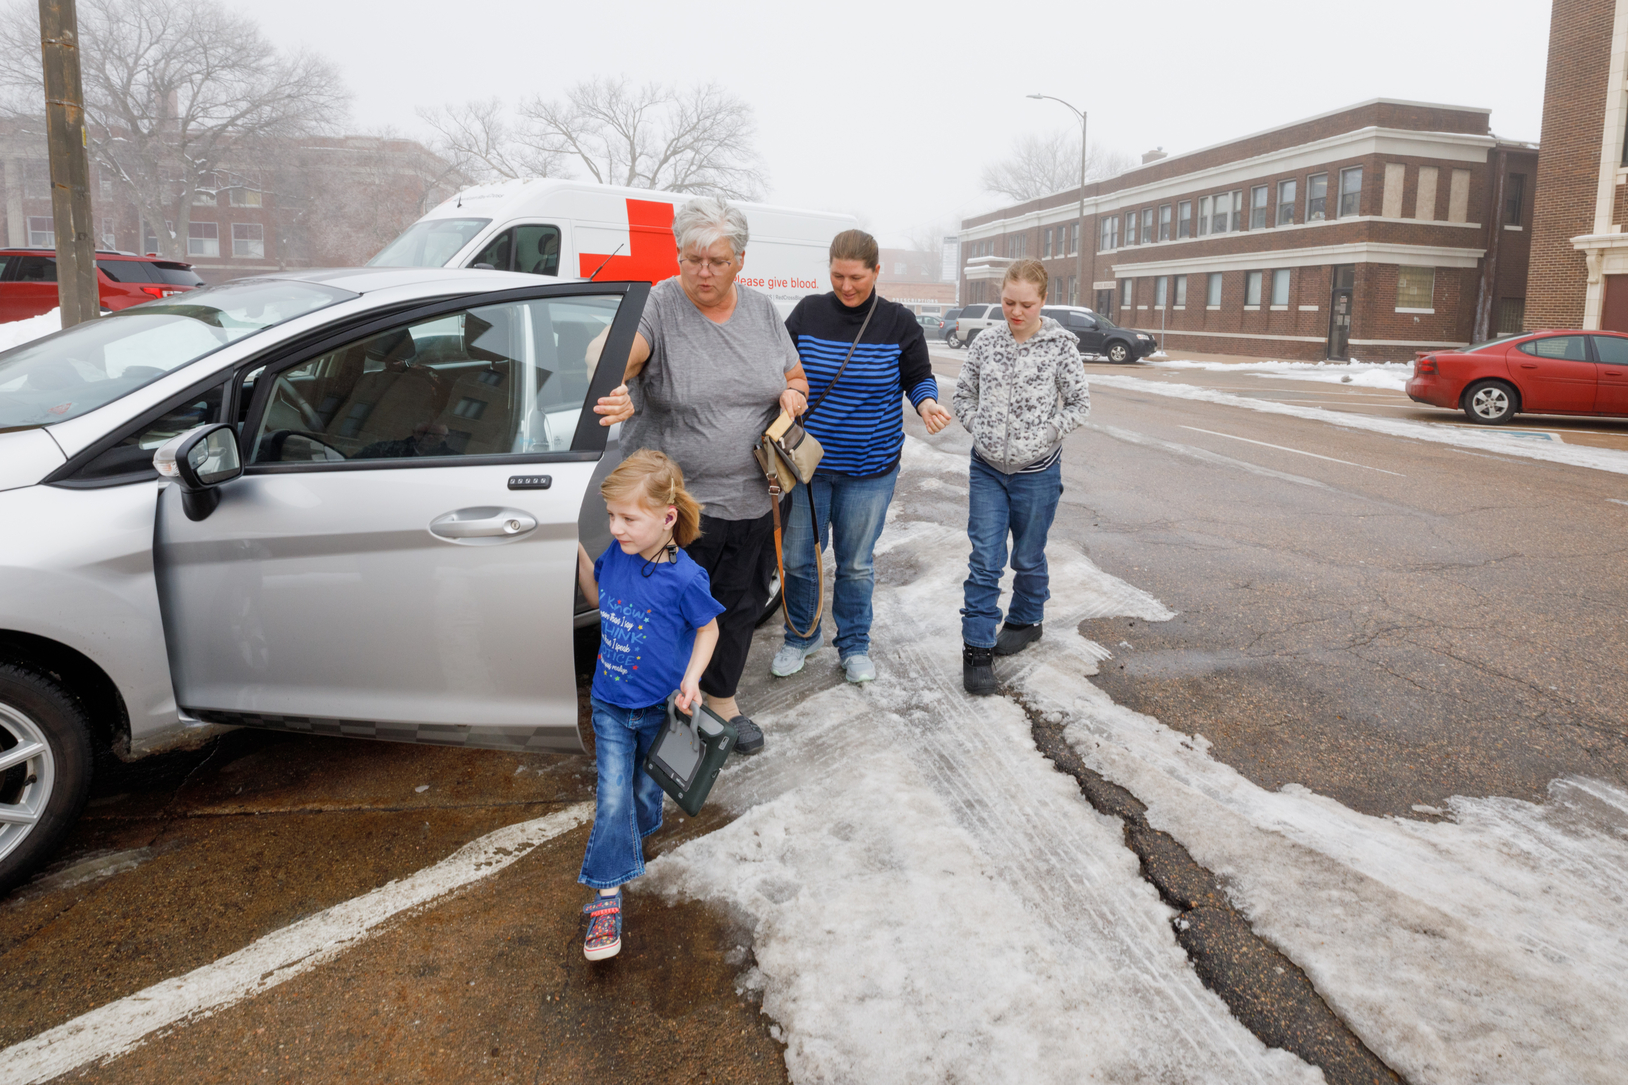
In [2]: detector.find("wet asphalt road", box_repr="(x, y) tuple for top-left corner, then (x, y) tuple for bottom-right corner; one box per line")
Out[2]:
(4, 357), (1626, 1081)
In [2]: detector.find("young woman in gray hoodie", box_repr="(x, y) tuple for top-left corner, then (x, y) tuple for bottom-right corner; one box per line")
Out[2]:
(951, 259), (1091, 693)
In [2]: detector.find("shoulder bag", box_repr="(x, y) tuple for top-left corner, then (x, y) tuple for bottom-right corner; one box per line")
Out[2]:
(753, 293), (879, 638)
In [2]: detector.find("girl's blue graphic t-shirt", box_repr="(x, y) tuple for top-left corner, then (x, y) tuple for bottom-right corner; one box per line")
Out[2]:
(591, 543), (726, 709)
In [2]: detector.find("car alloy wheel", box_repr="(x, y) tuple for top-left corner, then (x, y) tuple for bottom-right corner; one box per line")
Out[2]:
(1107, 341), (1131, 364)
(1463, 380), (1517, 425)
(0, 665), (94, 896)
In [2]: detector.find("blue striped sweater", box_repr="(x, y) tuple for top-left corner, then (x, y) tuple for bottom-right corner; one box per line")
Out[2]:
(784, 291), (938, 477)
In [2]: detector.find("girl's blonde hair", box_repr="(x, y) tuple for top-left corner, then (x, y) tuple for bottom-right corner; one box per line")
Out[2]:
(601, 449), (703, 546)
(1002, 258), (1048, 299)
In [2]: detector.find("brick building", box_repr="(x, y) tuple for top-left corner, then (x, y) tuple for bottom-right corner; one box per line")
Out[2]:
(877, 247), (958, 312)
(960, 100), (1537, 361)
(0, 126), (461, 283)
(1527, 0), (1628, 331)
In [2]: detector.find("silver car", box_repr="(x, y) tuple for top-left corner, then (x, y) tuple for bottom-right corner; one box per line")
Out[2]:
(0, 268), (648, 894)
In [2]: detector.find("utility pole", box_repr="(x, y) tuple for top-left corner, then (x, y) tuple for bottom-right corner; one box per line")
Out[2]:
(1028, 94), (1088, 306)
(39, 0), (98, 328)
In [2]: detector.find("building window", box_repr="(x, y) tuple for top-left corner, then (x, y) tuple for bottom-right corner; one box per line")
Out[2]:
(1307, 173), (1328, 221)
(1505, 174), (1526, 226)
(1158, 204), (1172, 241)
(1277, 179), (1296, 225)
(1043, 228), (1053, 259)
(100, 216), (116, 249)
(1207, 272), (1222, 307)
(229, 187), (263, 208)
(1177, 200), (1192, 238)
(1251, 185), (1268, 229)
(98, 174), (111, 198)
(1068, 223), (1079, 256)
(1271, 269), (1290, 306)
(1497, 298), (1525, 334)
(1396, 266), (1435, 310)
(1211, 192), (1230, 235)
(1122, 279), (1133, 307)
(26, 216), (54, 247)
(1140, 208), (1154, 244)
(1155, 276), (1168, 307)
(1245, 271), (1263, 307)
(1174, 274), (1187, 306)
(1198, 196), (1211, 237)
(188, 221), (220, 257)
(1338, 167), (1362, 217)
(1100, 216), (1118, 250)
(1066, 274), (1077, 305)
(232, 222), (264, 258)
(1125, 212), (1137, 246)
(1229, 190), (1243, 232)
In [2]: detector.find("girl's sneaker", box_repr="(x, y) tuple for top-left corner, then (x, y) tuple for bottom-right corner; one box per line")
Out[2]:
(583, 890), (622, 960)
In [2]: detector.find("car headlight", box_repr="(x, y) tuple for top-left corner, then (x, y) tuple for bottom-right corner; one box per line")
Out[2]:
(1136, 334), (1151, 340)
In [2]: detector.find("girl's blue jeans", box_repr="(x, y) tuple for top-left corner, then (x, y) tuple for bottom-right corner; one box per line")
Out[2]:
(781, 467), (899, 660)
(961, 454), (1063, 648)
(579, 697), (667, 889)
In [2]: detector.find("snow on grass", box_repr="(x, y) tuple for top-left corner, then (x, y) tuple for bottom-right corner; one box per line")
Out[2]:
(1087, 373), (1628, 476)
(652, 434), (1628, 1084)
(646, 437), (1321, 1085)
(1150, 358), (1414, 392)
(0, 309), (62, 353)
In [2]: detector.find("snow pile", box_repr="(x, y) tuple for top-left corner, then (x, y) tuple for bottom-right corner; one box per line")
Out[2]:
(647, 438), (1321, 1084)
(0, 309), (61, 353)
(1150, 358), (1414, 392)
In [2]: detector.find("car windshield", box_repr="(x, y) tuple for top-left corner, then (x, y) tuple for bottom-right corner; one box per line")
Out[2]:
(1461, 334), (1524, 353)
(0, 279), (355, 429)
(368, 218), (491, 268)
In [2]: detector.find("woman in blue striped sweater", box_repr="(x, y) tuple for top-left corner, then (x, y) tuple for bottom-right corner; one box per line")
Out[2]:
(771, 229), (953, 684)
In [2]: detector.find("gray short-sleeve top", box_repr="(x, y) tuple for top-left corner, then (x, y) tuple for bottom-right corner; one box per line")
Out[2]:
(626, 278), (801, 521)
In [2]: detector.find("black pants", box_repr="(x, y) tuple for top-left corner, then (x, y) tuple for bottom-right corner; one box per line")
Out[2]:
(683, 510), (774, 701)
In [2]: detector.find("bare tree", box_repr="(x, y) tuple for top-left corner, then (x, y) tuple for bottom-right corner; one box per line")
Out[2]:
(980, 131), (1136, 202)
(417, 98), (564, 184)
(519, 78), (766, 199)
(0, 0), (346, 259)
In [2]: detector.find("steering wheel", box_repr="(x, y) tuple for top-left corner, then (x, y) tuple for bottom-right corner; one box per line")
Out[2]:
(271, 374), (325, 433)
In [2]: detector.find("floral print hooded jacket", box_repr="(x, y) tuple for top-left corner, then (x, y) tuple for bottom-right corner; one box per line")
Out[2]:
(951, 316), (1091, 474)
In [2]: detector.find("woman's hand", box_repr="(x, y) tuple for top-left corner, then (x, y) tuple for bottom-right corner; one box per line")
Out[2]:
(779, 387), (808, 418)
(917, 397), (953, 435)
(594, 384), (634, 426)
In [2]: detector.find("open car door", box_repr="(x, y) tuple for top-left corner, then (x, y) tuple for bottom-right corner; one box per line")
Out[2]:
(153, 281), (647, 753)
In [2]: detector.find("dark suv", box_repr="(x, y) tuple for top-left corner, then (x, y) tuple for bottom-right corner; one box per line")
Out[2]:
(1041, 305), (1157, 363)
(0, 248), (205, 322)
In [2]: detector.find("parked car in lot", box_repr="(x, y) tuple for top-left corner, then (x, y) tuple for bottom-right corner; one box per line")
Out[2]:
(1406, 329), (1628, 424)
(948, 303), (1005, 347)
(916, 312), (945, 334)
(0, 248), (204, 322)
(1040, 305), (1158, 363)
(0, 267), (648, 894)
(939, 307), (964, 347)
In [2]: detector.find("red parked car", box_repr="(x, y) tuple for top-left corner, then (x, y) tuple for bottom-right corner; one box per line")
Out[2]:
(0, 248), (205, 323)
(1406, 329), (1628, 424)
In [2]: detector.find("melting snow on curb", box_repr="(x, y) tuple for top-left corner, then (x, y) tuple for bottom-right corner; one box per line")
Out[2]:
(648, 435), (1628, 1085)
(1149, 358), (1414, 392)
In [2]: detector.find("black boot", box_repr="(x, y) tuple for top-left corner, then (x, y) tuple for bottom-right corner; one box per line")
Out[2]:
(994, 621), (1043, 657)
(962, 643), (997, 695)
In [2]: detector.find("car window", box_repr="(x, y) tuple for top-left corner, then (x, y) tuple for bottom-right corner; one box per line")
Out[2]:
(14, 255), (55, 283)
(1069, 312), (1097, 329)
(0, 255), (11, 279)
(151, 262), (205, 287)
(1462, 334), (1523, 353)
(71, 382), (226, 483)
(513, 225), (561, 275)
(368, 217), (492, 267)
(1518, 335), (1587, 361)
(1591, 335), (1628, 365)
(0, 279), (355, 428)
(250, 294), (622, 465)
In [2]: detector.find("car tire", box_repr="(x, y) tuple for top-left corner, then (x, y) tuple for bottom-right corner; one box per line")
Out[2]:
(0, 664), (94, 897)
(1462, 380), (1518, 425)
(1106, 340), (1132, 364)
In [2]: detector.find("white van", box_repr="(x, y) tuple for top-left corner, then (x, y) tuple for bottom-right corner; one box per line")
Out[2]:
(369, 179), (854, 316)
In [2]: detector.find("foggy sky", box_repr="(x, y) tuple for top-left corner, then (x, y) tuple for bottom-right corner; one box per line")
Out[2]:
(221, 0), (1550, 248)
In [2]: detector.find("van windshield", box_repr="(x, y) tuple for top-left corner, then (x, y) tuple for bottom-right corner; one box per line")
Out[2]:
(368, 218), (491, 268)
(0, 279), (355, 430)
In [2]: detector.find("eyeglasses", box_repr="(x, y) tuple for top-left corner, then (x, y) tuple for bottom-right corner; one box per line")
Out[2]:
(679, 255), (735, 272)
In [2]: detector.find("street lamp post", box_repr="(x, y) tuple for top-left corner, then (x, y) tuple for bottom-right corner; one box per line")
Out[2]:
(1028, 94), (1086, 306)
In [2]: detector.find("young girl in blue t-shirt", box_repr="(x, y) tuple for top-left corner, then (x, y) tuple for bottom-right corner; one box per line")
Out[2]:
(574, 448), (724, 961)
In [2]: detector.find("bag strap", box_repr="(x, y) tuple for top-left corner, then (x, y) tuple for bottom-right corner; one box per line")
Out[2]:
(766, 466), (825, 640)
(802, 292), (879, 422)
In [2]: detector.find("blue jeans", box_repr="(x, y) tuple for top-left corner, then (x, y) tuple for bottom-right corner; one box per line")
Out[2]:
(579, 697), (667, 889)
(782, 467), (899, 659)
(962, 454), (1063, 648)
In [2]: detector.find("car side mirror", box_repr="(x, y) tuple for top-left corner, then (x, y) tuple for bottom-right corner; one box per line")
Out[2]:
(154, 423), (242, 521)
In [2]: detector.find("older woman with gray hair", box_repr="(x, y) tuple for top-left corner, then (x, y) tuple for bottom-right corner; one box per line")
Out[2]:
(593, 197), (808, 754)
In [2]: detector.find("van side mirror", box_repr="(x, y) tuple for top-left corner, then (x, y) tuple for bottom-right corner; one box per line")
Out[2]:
(154, 423), (242, 521)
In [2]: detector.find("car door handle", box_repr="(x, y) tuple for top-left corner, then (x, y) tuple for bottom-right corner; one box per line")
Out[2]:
(1519, 363), (1538, 369)
(429, 507), (538, 540)
(1604, 369), (1624, 376)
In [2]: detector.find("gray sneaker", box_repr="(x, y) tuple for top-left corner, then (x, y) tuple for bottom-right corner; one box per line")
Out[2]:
(771, 642), (818, 677)
(843, 654), (877, 684)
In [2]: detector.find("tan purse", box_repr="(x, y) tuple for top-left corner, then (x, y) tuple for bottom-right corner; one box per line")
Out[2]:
(755, 294), (879, 639)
